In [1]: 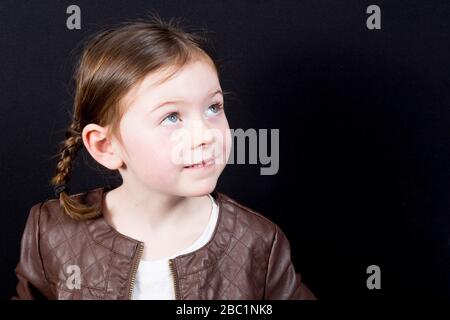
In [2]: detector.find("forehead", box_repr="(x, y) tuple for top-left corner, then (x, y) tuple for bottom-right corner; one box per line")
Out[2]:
(123, 59), (220, 110)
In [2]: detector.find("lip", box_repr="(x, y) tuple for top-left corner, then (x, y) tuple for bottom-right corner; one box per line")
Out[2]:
(184, 156), (217, 169)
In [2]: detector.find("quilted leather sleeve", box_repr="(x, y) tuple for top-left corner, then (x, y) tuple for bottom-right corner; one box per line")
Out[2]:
(11, 202), (52, 299)
(264, 224), (316, 300)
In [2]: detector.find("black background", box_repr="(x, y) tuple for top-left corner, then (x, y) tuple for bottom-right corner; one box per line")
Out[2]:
(1, 0), (449, 299)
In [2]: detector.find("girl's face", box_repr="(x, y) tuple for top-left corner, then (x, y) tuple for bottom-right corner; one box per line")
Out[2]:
(112, 59), (232, 197)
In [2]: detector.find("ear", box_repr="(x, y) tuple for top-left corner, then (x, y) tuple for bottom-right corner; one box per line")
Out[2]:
(81, 124), (124, 170)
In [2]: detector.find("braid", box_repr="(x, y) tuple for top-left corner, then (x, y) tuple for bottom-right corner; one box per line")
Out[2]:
(50, 119), (102, 220)
(52, 121), (83, 187)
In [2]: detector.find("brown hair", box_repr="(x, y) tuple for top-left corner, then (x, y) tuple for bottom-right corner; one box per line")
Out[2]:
(49, 13), (229, 220)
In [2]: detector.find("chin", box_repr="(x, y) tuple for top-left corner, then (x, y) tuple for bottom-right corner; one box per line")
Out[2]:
(182, 182), (217, 197)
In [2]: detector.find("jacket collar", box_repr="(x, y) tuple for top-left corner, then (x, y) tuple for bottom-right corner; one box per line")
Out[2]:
(83, 185), (236, 276)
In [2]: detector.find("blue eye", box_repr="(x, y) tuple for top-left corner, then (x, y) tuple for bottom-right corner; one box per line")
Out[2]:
(160, 103), (223, 126)
(161, 113), (180, 125)
(207, 103), (224, 115)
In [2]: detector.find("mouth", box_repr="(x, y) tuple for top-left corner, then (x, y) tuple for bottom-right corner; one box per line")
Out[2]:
(184, 156), (216, 169)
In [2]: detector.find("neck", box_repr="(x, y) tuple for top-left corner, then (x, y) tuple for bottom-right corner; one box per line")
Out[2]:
(105, 185), (200, 231)
(103, 183), (205, 237)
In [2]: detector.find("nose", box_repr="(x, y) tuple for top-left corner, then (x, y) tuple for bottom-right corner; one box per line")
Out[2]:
(189, 117), (215, 151)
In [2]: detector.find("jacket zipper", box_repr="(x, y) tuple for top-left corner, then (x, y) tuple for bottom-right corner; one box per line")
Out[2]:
(128, 242), (144, 299)
(169, 259), (181, 300)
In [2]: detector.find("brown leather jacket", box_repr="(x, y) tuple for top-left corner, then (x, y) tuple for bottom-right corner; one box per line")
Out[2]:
(12, 186), (316, 300)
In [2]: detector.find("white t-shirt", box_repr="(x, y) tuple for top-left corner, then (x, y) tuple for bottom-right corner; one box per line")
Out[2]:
(131, 194), (219, 300)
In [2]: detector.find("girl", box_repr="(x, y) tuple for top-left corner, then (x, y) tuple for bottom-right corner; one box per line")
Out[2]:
(13, 15), (315, 300)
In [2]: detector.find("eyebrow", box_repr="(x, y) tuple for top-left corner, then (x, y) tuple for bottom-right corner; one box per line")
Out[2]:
(150, 89), (223, 113)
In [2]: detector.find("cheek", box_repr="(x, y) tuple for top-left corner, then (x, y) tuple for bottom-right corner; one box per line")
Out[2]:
(130, 138), (180, 186)
(119, 117), (184, 188)
(214, 118), (232, 165)
(223, 128), (232, 165)
(122, 127), (176, 172)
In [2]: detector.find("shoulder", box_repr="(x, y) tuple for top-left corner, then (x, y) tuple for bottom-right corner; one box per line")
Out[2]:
(25, 187), (103, 242)
(214, 191), (282, 248)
